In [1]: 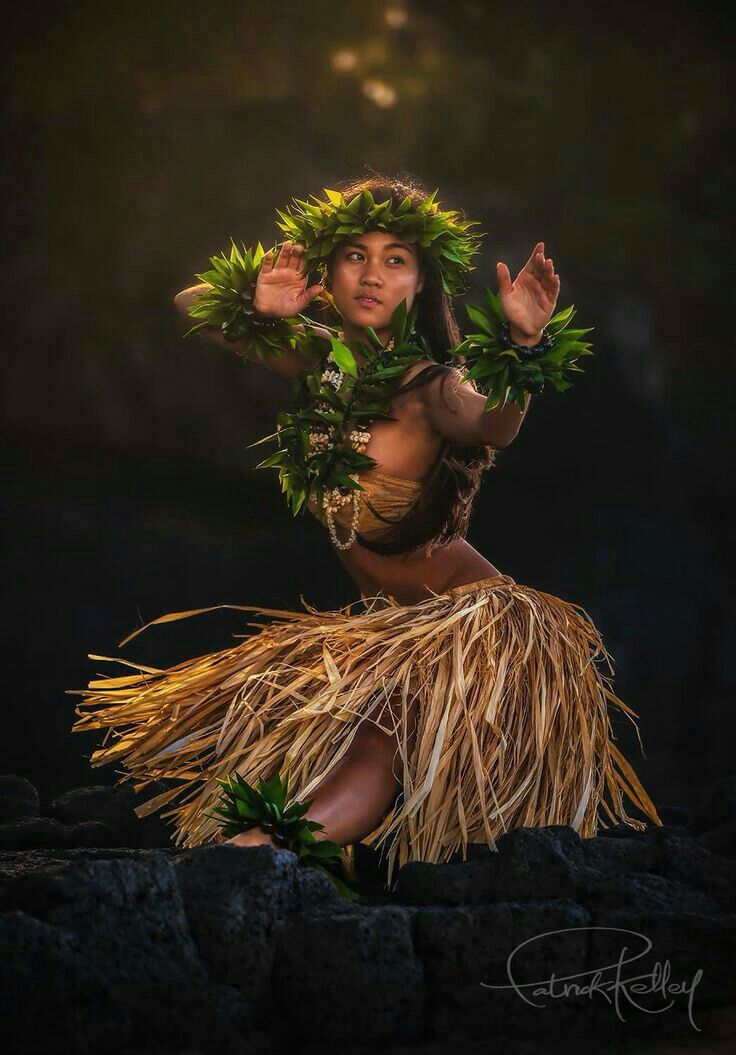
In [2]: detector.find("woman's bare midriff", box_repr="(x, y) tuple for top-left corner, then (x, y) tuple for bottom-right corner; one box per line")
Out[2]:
(335, 361), (503, 606)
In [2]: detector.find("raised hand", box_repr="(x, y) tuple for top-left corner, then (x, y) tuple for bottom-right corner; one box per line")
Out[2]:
(253, 240), (324, 319)
(496, 242), (560, 341)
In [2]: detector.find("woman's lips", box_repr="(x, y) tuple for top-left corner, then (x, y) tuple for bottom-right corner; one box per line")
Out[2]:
(356, 296), (381, 308)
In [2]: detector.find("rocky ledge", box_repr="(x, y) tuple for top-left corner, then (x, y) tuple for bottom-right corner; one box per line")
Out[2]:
(1, 773), (735, 1055)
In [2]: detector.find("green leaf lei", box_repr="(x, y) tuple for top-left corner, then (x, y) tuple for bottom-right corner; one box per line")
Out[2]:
(205, 769), (360, 901)
(248, 297), (444, 516)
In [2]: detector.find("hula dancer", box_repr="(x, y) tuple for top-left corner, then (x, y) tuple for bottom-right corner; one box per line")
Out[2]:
(68, 174), (661, 897)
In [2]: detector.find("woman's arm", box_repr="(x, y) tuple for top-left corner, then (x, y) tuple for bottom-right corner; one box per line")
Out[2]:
(173, 283), (327, 380)
(423, 240), (560, 446)
(420, 367), (532, 448)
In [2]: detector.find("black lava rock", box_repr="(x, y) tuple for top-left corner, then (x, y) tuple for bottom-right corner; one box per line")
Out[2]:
(0, 775), (40, 822)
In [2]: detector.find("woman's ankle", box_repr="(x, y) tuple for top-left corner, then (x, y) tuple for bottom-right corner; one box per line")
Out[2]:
(225, 827), (285, 850)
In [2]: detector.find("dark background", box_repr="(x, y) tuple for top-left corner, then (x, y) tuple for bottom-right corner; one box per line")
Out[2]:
(2, 1), (734, 814)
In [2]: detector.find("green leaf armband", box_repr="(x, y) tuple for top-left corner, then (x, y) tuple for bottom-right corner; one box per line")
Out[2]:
(454, 288), (595, 412)
(183, 239), (297, 365)
(205, 768), (361, 901)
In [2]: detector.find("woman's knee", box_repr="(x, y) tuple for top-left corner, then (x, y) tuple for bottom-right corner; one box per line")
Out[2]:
(353, 695), (419, 758)
(349, 716), (399, 758)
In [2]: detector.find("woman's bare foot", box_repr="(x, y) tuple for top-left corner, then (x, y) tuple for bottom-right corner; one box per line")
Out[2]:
(225, 827), (290, 852)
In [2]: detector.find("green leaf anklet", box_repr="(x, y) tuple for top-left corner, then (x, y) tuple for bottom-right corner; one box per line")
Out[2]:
(205, 769), (361, 902)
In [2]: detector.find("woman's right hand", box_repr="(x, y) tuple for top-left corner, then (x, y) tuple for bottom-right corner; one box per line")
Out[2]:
(253, 240), (324, 319)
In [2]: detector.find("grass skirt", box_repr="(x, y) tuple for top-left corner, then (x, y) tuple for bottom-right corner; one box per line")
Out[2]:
(68, 573), (662, 890)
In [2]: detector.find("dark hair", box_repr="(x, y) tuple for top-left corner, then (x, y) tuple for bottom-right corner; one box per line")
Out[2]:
(311, 170), (496, 556)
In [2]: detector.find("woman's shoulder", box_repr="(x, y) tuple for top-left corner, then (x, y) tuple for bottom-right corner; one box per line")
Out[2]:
(403, 358), (435, 377)
(398, 358), (459, 397)
(401, 359), (444, 383)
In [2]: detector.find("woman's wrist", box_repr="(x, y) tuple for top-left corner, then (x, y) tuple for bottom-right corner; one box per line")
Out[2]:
(242, 281), (282, 327)
(509, 326), (544, 347)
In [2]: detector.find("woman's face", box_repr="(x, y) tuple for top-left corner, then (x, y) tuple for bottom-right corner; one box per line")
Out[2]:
(327, 230), (425, 343)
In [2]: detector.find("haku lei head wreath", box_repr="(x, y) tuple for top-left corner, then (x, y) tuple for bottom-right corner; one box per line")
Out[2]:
(185, 186), (594, 546)
(275, 186), (485, 297)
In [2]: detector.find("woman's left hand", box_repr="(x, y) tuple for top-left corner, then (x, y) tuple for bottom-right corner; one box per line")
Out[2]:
(496, 242), (560, 342)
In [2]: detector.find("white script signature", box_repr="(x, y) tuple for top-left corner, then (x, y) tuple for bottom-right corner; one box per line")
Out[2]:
(480, 926), (704, 1031)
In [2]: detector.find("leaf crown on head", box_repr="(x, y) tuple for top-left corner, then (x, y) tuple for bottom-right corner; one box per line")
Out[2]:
(274, 187), (486, 296)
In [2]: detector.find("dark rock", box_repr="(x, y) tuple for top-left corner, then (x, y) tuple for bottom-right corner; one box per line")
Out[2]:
(0, 775), (40, 821)
(3, 772), (736, 1052)
(394, 858), (496, 905)
(0, 813), (168, 852)
(578, 833), (660, 874)
(651, 822), (694, 838)
(699, 819), (736, 858)
(0, 846), (184, 898)
(393, 826), (696, 908)
(587, 910), (736, 1011)
(272, 905), (424, 1044)
(173, 843), (339, 1016)
(59, 819), (114, 848)
(47, 783), (139, 828)
(653, 830), (736, 913)
(0, 817), (65, 849)
(392, 822), (586, 907)
(596, 819), (667, 839)
(392, 841), (502, 906)
(577, 870), (721, 915)
(690, 773), (736, 835)
(47, 783), (173, 849)
(0, 852), (252, 1053)
(0, 909), (93, 1055)
(414, 899), (593, 1040)
(476, 825), (593, 901)
(656, 803), (693, 827)
(453, 841), (503, 862)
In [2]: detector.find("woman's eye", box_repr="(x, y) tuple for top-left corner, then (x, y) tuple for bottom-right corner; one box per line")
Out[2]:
(346, 251), (405, 265)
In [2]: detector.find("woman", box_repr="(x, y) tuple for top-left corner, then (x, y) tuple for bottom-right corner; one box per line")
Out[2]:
(70, 175), (661, 890)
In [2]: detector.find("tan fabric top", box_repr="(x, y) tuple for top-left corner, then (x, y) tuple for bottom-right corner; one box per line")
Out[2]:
(307, 468), (422, 541)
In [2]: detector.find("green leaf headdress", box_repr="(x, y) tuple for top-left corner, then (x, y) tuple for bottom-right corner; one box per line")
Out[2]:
(274, 187), (486, 297)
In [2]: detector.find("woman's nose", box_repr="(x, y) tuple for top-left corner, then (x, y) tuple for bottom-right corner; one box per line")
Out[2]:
(360, 268), (382, 285)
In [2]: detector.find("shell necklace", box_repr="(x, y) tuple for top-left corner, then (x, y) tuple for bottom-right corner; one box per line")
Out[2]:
(310, 328), (396, 551)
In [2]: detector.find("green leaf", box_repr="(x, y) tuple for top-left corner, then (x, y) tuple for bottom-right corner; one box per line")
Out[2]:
(329, 337), (359, 378)
(235, 799), (259, 820)
(304, 839), (344, 860)
(261, 770), (288, 810)
(283, 799), (314, 820)
(465, 304), (496, 336)
(547, 304), (576, 333)
(482, 287), (507, 323)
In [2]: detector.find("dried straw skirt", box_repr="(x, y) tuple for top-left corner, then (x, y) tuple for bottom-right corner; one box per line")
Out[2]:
(68, 573), (662, 890)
